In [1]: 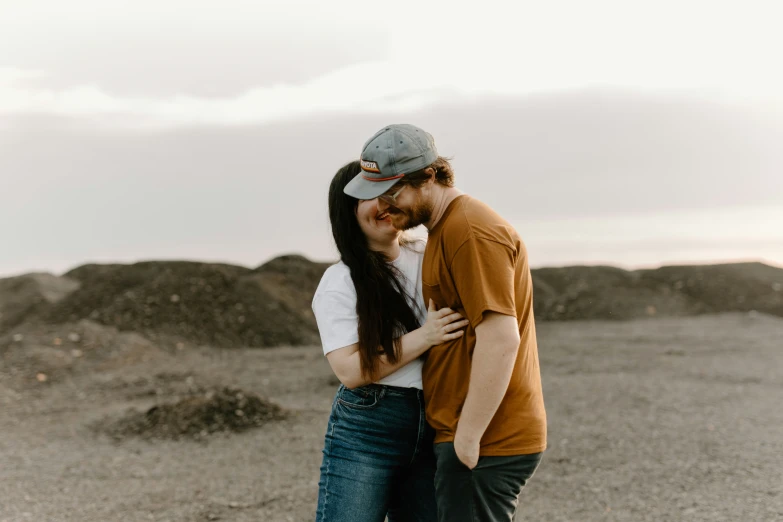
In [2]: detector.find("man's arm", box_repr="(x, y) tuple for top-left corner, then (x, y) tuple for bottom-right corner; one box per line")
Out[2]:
(453, 312), (520, 468)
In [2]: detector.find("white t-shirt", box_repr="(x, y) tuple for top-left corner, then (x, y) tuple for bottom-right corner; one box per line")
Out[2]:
(311, 241), (427, 389)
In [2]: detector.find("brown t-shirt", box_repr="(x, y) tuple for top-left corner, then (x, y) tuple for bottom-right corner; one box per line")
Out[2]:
(422, 195), (547, 456)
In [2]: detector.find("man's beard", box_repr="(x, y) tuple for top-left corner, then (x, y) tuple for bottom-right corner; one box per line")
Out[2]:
(390, 198), (433, 230)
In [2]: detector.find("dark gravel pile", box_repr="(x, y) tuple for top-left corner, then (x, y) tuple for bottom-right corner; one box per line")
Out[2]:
(250, 254), (331, 330)
(637, 262), (783, 315)
(3, 258), (781, 347)
(532, 261), (783, 321)
(4, 258), (329, 347)
(100, 387), (287, 441)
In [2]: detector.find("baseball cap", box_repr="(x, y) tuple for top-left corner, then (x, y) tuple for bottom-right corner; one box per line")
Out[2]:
(343, 124), (438, 200)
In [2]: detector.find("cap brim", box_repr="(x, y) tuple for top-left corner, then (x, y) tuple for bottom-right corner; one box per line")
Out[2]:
(343, 173), (401, 200)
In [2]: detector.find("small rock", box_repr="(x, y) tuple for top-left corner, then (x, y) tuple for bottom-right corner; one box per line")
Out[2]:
(170, 294), (180, 303)
(71, 349), (83, 358)
(36, 373), (48, 382)
(68, 332), (81, 342)
(53, 338), (63, 346)
(12, 334), (24, 342)
(176, 342), (185, 350)
(646, 305), (657, 316)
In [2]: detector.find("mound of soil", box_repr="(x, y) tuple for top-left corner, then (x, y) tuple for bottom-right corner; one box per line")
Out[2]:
(0, 320), (163, 390)
(100, 387), (287, 441)
(0, 273), (80, 329)
(3, 257), (329, 348)
(249, 254), (331, 331)
(532, 262), (783, 321)
(3, 257), (781, 350)
(531, 265), (694, 320)
(637, 262), (783, 316)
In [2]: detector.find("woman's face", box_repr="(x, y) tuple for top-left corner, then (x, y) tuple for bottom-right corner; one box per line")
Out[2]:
(355, 197), (400, 248)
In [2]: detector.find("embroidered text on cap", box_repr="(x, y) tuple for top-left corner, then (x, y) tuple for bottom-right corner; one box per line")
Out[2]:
(360, 159), (380, 173)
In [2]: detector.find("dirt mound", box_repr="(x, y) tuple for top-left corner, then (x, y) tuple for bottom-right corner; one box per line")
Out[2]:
(532, 262), (783, 321)
(4, 258), (780, 348)
(531, 265), (695, 320)
(0, 320), (164, 390)
(3, 258), (328, 347)
(250, 254), (331, 333)
(0, 273), (79, 329)
(100, 387), (287, 440)
(637, 262), (783, 316)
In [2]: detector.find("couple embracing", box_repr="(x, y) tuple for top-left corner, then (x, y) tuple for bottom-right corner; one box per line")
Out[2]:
(312, 124), (547, 522)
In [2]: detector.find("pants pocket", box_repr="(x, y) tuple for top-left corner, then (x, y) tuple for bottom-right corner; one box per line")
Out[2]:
(434, 442), (471, 472)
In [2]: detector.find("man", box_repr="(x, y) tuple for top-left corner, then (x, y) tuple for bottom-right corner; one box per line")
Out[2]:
(345, 124), (547, 521)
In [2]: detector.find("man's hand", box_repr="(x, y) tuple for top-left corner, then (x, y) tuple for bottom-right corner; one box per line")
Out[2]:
(451, 312), (520, 470)
(454, 430), (480, 470)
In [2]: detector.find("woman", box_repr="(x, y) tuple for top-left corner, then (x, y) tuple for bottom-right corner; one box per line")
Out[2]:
(312, 160), (468, 521)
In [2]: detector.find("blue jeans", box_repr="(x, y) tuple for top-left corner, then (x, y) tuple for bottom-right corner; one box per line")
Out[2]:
(315, 384), (438, 522)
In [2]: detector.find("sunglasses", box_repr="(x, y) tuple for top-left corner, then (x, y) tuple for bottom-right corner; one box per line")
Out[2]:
(378, 184), (407, 205)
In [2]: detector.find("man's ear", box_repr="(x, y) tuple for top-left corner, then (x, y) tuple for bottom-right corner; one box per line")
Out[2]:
(425, 167), (436, 182)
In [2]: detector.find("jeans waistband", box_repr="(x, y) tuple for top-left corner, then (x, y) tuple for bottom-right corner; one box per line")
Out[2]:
(351, 383), (422, 398)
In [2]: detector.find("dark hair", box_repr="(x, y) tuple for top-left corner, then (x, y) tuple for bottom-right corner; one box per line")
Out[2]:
(398, 156), (455, 188)
(328, 160), (422, 381)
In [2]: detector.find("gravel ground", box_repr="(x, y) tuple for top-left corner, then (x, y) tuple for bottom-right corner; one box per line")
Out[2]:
(1, 313), (782, 521)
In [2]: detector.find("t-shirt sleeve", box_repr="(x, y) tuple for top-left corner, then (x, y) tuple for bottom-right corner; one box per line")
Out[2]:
(451, 236), (518, 327)
(312, 289), (360, 355)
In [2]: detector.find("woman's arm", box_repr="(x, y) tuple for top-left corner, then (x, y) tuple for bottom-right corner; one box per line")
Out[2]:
(326, 299), (467, 389)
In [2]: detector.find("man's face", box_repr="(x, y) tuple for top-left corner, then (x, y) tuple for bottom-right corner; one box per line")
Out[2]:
(376, 181), (434, 231)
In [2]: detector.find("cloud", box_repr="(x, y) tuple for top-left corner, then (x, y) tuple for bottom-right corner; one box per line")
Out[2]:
(2, 1), (783, 128)
(1, 90), (781, 278)
(0, 63), (464, 127)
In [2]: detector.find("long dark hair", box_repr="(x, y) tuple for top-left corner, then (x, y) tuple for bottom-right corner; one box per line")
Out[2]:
(328, 160), (422, 381)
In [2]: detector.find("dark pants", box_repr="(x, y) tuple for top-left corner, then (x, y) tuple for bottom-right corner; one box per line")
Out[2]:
(433, 442), (542, 522)
(315, 384), (438, 522)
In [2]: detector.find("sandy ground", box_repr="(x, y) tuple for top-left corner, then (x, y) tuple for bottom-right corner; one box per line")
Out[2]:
(1, 313), (782, 522)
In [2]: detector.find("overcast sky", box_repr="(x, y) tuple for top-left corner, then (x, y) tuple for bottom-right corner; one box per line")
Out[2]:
(1, 0), (782, 277)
